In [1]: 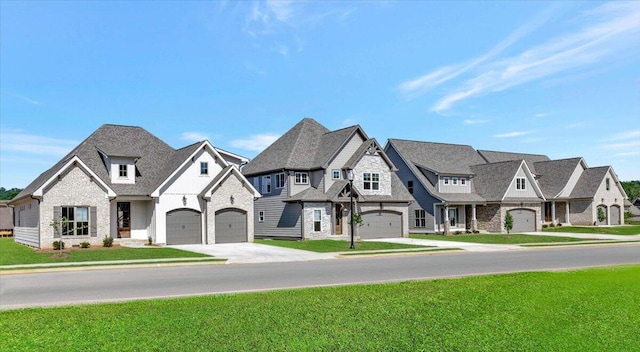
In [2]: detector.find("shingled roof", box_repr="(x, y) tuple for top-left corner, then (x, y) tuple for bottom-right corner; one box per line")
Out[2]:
(388, 139), (485, 175)
(13, 124), (209, 201)
(477, 150), (550, 174)
(470, 160), (525, 201)
(533, 158), (585, 198)
(242, 118), (366, 176)
(570, 166), (611, 199)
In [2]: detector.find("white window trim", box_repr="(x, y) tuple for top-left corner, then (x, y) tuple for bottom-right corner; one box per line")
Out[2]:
(275, 172), (285, 189)
(415, 209), (426, 228)
(313, 209), (322, 232)
(119, 164), (128, 178)
(363, 172), (380, 190)
(452, 177), (458, 185)
(332, 169), (341, 180)
(258, 211), (265, 222)
(262, 175), (271, 194)
(200, 162), (209, 176)
(61, 206), (90, 236)
(516, 177), (526, 191)
(295, 172), (309, 185)
(461, 178), (466, 186)
(443, 177), (450, 185)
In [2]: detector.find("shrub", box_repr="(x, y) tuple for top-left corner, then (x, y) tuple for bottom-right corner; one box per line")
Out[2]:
(597, 207), (606, 223)
(557, 223), (562, 227)
(542, 224), (548, 229)
(454, 231), (462, 235)
(52, 240), (65, 250)
(465, 230), (472, 234)
(103, 236), (114, 248)
(472, 230), (479, 234)
(549, 223), (556, 228)
(80, 241), (90, 248)
(148, 236), (153, 245)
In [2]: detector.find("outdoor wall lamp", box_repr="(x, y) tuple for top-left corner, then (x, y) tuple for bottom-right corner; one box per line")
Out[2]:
(182, 195), (187, 206)
(230, 195), (235, 205)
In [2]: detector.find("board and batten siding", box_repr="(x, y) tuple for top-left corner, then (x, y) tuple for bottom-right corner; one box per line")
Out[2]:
(254, 183), (302, 238)
(324, 133), (365, 191)
(504, 167), (539, 198)
(438, 177), (471, 193)
(557, 163), (585, 198)
(13, 198), (39, 228)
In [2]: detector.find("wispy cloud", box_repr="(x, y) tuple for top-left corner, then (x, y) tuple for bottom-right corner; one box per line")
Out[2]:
(231, 133), (280, 152)
(15, 94), (42, 105)
(341, 118), (357, 127)
(181, 132), (209, 143)
(614, 151), (640, 157)
(534, 112), (552, 118)
(604, 129), (640, 141)
(600, 129), (640, 151)
(0, 130), (77, 156)
(399, 2), (640, 112)
(602, 140), (640, 150)
(463, 119), (489, 125)
(493, 131), (531, 138)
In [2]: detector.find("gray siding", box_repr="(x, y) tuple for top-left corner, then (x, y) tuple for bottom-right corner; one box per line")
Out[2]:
(324, 134), (364, 191)
(14, 227), (40, 248)
(439, 177), (471, 193)
(504, 167), (539, 198)
(254, 186), (302, 238)
(13, 198), (39, 228)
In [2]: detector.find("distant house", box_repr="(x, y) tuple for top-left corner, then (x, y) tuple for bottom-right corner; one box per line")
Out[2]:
(0, 201), (14, 236)
(10, 124), (260, 249)
(242, 118), (411, 240)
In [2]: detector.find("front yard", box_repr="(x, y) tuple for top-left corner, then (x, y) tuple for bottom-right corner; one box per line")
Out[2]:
(2, 265), (638, 351)
(410, 233), (592, 244)
(0, 238), (211, 266)
(542, 225), (640, 236)
(255, 239), (427, 252)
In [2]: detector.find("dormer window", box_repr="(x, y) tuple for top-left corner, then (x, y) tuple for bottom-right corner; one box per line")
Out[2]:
(452, 177), (458, 185)
(119, 165), (128, 178)
(332, 170), (340, 180)
(295, 172), (308, 185)
(443, 177), (450, 185)
(516, 177), (526, 190)
(461, 178), (466, 186)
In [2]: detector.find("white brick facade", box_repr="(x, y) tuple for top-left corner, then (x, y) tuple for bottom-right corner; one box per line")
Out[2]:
(207, 172), (256, 243)
(303, 202), (332, 239)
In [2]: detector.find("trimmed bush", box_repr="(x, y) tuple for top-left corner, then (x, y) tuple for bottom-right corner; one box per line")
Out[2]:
(542, 224), (548, 229)
(52, 240), (64, 250)
(549, 223), (556, 228)
(80, 241), (91, 249)
(103, 236), (114, 248)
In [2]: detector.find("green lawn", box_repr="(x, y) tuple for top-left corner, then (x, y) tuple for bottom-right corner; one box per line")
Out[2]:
(2, 265), (638, 351)
(410, 233), (591, 244)
(255, 239), (427, 252)
(542, 225), (640, 236)
(0, 238), (210, 266)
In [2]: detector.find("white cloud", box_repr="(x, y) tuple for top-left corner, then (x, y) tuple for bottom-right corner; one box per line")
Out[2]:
(231, 133), (280, 152)
(15, 94), (41, 105)
(534, 113), (552, 118)
(341, 118), (357, 127)
(493, 131), (531, 138)
(0, 130), (77, 156)
(601, 140), (640, 150)
(181, 132), (209, 143)
(604, 129), (640, 141)
(463, 119), (489, 125)
(614, 151), (640, 157)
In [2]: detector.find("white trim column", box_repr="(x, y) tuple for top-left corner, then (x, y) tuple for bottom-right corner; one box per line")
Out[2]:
(443, 205), (450, 235)
(565, 202), (570, 225)
(551, 201), (556, 225)
(471, 204), (477, 231)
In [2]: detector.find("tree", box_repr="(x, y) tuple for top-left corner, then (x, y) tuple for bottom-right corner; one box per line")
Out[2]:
(504, 211), (514, 234)
(597, 207), (606, 224)
(621, 181), (640, 202)
(0, 187), (22, 200)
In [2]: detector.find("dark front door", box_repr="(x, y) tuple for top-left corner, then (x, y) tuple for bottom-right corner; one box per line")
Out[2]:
(117, 202), (131, 238)
(335, 204), (343, 235)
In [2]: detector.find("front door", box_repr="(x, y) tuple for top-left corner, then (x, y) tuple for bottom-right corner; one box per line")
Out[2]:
(335, 204), (343, 235)
(117, 202), (131, 238)
(449, 209), (457, 227)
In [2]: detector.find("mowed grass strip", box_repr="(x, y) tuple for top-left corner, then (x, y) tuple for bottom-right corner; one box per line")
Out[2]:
(0, 238), (210, 266)
(255, 239), (427, 252)
(2, 265), (638, 351)
(410, 233), (590, 244)
(542, 225), (640, 236)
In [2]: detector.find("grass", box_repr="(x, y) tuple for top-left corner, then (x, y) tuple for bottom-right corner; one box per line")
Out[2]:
(255, 239), (427, 252)
(410, 233), (591, 244)
(2, 265), (638, 351)
(0, 238), (210, 266)
(542, 225), (640, 236)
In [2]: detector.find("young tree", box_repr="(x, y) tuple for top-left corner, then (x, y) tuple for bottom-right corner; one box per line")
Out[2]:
(504, 211), (514, 234)
(597, 207), (606, 224)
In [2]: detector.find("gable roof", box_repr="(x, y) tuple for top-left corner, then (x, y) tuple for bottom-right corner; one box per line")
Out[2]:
(242, 118), (368, 176)
(388, 139), (486, 175)
(343, 138), (396, 171)
(570, 166), (610, 199)
(470, 160), (524, 201)
(533, 158), (585, 198)
(477, 150), (550, 174)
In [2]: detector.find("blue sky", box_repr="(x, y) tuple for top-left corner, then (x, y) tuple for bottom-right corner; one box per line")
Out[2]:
(1, 1), (639, 189)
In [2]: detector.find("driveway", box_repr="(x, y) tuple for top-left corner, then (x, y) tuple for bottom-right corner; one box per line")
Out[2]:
(369, 238), (523, 252)
(169, 243), (336, 264)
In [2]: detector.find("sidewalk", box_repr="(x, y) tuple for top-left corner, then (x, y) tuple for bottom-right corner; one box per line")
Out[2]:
(0, 257), (220, 271)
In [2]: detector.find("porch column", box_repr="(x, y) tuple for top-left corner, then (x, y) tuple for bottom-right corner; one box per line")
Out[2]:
(471, 204), (477, 231)
(443, 205), (450, 235)
(607, 206), (611, 226)
(551, 201), (556, 225)
(565, 202), (571, 225)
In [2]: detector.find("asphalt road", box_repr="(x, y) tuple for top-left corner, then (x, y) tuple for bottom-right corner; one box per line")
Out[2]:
(2, 244), (639, 310)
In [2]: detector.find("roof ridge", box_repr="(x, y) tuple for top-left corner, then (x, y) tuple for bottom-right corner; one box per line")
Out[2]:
(477, 149), (548, 157)
(389, 138), (476, 149)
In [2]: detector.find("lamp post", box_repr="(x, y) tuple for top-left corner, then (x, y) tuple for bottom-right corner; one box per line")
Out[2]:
(346, 169), (355, 249)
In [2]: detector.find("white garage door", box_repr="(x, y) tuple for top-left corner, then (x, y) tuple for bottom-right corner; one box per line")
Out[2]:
(510, 209), (536, 232)
(359, 211), (402, 239)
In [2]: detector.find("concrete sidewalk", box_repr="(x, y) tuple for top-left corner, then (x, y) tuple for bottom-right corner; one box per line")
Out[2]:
(368, 238), (523, 252)
(169, 243), (337, 264)
(524, 231), (640, 241)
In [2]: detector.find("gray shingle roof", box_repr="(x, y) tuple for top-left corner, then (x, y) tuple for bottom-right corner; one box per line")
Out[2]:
(12, 124), (212, 201)
(470, 160), (523, 201)
(533, 158), (583, 198)
(570, 166), (610, 199)
(388, 139), (485, 175)
(477, 150), (550, 174)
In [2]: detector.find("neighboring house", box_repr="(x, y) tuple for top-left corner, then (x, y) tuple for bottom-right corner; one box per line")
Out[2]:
(479, 151), (627, 226)
(241, 118), (411, 240)
(10, 124), (260, 249)
(628, 198), (640, 222)
(385, 140), (545, 234)
(0, 201), (14, 236)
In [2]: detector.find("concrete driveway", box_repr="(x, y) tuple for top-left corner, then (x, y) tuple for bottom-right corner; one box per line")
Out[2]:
(369, 237), (523, 252)
(169, 243), (336, 264)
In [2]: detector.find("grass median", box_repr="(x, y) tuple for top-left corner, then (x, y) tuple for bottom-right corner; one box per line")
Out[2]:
(1, 265), (638, 351)
(542, 225), (640, 236)
(0, 238), (210, 266)
(255, 239), (428, 252)
(410, 233), (591, 244)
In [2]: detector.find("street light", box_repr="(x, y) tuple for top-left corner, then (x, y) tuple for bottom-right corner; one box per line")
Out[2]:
(346, 168), (355, 249)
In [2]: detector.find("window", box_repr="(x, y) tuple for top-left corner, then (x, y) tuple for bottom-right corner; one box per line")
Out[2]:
(313, 210), (322, 232)
(415, 209), (426, 227)
(516, 177), (526, 190)
(606, 178), (610, 191)
(408, 180), (414, 194)
(452, 177), (458, 185)
(200, 162), (209, 175)
(61, 206), (89, 236)
(295, 172), (309, 184)
(461, 178), (466, 186)
(363, 173), (379, 190)
(262, 175), (271, 193)
(258, 211), (265, 222)
(332, 170), (341, 180)
(275, 173), (285, 189)
(443, 177), (450, 185)
(119, 164), (127, 178)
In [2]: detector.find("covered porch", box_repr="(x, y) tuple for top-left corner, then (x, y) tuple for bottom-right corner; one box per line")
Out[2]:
(435, 203), (480, 234)
(544, 200), (570, 225)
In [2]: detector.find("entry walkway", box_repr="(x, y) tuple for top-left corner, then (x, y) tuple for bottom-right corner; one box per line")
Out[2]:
(368, 238), (523, 252)
(169, 243), (337, 264)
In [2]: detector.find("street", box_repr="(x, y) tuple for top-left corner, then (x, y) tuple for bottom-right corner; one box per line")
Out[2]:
(1, 244), (639, 310)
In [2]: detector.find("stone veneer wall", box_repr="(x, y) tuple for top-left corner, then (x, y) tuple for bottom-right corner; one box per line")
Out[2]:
(303, 202), (333, 239)
(40, 166), (111, 248)
(476, 204), (501, 233)
(207, 173), (256, 243)
(352, 154), (392, 196)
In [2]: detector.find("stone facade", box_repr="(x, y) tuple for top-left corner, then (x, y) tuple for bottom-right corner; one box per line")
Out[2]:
(40, 166), (111, 248)
(303, 202), (332, 239)
(352, 154), (392, 196)
(207, 173), (256, 243)
(476, 204), (501, 233)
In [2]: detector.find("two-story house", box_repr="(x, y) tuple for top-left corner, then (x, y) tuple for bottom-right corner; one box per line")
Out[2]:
(10, 124), (260, 249)
(241, 118), (412, 240)
(385, 139), (546, 234)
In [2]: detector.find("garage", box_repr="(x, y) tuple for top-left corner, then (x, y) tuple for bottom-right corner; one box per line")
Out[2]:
(166, 209), (202, 245)
(215, 208), (247, 243)
(359, 210), (402, 239)
(510, 209), (536, 232)
(610, 205), (621, 225)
